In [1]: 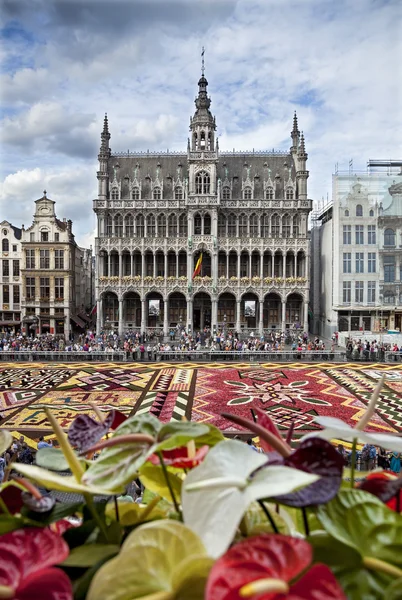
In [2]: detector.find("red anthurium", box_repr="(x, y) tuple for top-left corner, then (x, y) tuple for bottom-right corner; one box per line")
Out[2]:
(358, 471), (402, 511)
(148, 444), (210, 469)
(0, 527), (73, 600)
(205, 534), (346, 600)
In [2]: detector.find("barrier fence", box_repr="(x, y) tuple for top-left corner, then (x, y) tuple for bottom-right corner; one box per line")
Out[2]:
(0, 351), (126, 362)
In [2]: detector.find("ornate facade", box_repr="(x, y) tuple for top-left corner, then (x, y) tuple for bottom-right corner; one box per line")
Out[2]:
(94, 70), (312, 337)
(0, 221), (22, 331)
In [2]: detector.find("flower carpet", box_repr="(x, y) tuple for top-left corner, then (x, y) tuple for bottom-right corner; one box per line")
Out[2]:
(1, 361), (402, 441)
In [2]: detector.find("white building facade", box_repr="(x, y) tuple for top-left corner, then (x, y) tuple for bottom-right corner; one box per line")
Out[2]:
(0, 221), (22, 331)
(315, 170), (402, 339)
(94, 72), (313, 337)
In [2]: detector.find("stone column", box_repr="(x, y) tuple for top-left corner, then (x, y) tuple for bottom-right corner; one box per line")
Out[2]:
(176, 253), (179, 278)
(119, 252), (122, 279)
(304, 300), (309, 333)
(282, 254), (286, 278)
(153, 253), (156, 278)
(187, 298), (193, 332)
(249, 253), (252, 278)
(271, 254), (275, 278)
(163, 299), (168, 337)
(226, 253), (229, 279)
(281, 299), (286, 332)
(141, 299), (146, 334)
(294, 253), (297, 277)
(131, 253), (134, 276)
(212, 298), (218, 332)
(118, 298), (123, 337)
(164, 253), (168, 280)
(259, 300), (264, 335)
(236, 299), (241, 334)
(108, 253), (111, 277)
(64, 305), (71, 341)
(260, 253), (264, 279)
(141, 253), (145, 278)
(237, 252), (241, 279)
(96, 298), (102, 335)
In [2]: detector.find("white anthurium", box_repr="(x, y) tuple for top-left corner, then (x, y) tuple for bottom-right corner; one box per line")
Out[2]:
(301, 375), (402, 452)
(182, 439), (318, 558)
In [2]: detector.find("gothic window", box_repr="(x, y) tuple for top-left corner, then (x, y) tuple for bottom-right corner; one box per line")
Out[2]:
(204, 213), (211, 235)
(244, 187), (252, 200)
(239, 214), (248, 237)
(125, 214), (134, 237)
(194, 213), (202, 235)
(345, 209), (349, 216)
(250, 213), (259, 237)
(218, 214), (226, 236)
(195, 171), (210, 194)
(208, 131), (212, 150)
(111, 188), (119, 200)
(228, 213), (236, 236)
(115, 214), (123, 237)
(356, 204), (363, 216)
(293, 215), (299, 237)
(265, 187), (274, 200)
(2, 238), (9, 252)
(384, 228), (396, 246)
(282, 215), (291, 238)
(286, 188), (294, 200)
(147, 214), (156, 236)
(222, 186), (230, 200)
(200, 131), (206, 150)
(369, 209), (374, 217)
(175, 187), (183, 200)
(132, 187), (140, 200)
(168, 214), (177, 237)
(106, 215), (113, 236)
(158, 214), (166, 237)
(153, 187), (161, 200)
(261, 214), (269, 237)
(136, 214), (144, 237)
(271, 214), (280, 237)
(194, 132), (198, 150)
(179, 213), (187, 236)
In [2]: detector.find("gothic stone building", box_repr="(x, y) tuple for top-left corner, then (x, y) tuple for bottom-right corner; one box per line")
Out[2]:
(94, 72), (312, 337)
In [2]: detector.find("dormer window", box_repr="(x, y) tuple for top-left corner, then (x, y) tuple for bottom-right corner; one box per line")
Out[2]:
(222, 186), (230, 200)
(111, 189), (119, 200)
(369, 209), (374, 217)
(265, 187), (274, 200)
(244, 187), (252, 200)
(286, 188), (294, 200)
(356, 204), (363, 217)
(2, 238), (9, 252)
(132, 188), (140, 200)
(195, 171), (210, 194)
(41, 231), (49, 242)
(345, 209), (349, 217)
(153, 188), (161, 200)
(175, 187), (183, 200)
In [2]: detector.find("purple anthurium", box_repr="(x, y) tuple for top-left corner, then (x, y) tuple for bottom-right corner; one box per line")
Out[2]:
(221, 411), (344, 507)
(67, 410), (116, 452)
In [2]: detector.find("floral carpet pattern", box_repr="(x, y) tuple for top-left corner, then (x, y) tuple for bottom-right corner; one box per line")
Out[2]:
(1, 362), (402, 441)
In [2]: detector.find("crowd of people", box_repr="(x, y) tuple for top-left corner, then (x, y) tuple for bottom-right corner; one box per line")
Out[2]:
(345, 337), (402, 362)
(337, 443), (401, 473)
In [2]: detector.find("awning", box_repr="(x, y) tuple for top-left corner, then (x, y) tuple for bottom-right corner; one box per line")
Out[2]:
(0, 321), (21, 326)
(78, 312), (91, 322)
(70, 315), (86, 328)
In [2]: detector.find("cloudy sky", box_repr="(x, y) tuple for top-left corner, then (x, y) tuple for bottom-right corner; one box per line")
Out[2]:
(0, 0), (400, 247)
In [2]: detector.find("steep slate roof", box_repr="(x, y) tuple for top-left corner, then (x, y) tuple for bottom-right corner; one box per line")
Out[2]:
(1, 220), (22, 239)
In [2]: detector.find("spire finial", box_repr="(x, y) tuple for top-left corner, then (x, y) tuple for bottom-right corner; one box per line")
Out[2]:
(292, 111), (299, 133)
(43, 189), (47, 197)
(300, 132), (306, 153)
(201, 46), (205, 77)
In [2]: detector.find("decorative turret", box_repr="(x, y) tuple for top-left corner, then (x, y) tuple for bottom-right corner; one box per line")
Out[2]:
(290, 111), (300, 153)
(296, 132), (309, 201)
(190, 49), (216, 152)
(97, 113), (111, 201)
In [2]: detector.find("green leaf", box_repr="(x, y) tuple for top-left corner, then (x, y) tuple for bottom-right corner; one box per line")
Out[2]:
(156, 421), (209, 451)
(192, 424), (224, 448)
(242, 501), (290, 536)
(112, 413), (161, 438)
(302, 397), (331, 406)
(227, 396), (253, 405)
(36, 447), (70, 471)
(385, 578), (402, 600)
(21, 501), (83, 525)
(62, 543), (119, 567)
(73, 554), (115, 600)
(0, 430), (12, 454)
(105, 501), (168, 526)
(139, 461), (182, 504)
(289, 380), (308, 387)
(12, 463), (119, 496)
(0, 515), (25, 535)
(182, 439), (318, 558)
(86, 520), (211, 600)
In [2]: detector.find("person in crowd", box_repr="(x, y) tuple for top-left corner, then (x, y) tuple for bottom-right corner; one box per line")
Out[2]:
(390, 451), (401, 474)
(0, 453), (5, 483)
(18, 443), (34, 465)
(361, 443), (377, 471)
(377, 447), (390, 470)
(37, 436), (53, 450)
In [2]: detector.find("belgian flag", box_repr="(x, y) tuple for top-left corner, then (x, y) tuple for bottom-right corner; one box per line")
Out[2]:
(192, 253), (203, 279)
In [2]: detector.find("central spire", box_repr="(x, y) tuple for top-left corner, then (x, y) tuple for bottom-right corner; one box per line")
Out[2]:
(189, 48), (216, 152)
(195, 47), (211, 111)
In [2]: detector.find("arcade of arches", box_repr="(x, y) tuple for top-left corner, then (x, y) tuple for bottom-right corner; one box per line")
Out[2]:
(100, 290), (307, 336)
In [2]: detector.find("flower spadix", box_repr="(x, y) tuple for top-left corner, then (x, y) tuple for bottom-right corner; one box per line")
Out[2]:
(182, 439), (318, 558)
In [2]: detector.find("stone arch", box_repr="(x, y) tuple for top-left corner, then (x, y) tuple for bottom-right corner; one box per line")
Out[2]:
(168, 291), (187, 328)
(102, 291), (119, 326)
(263, 292), (282, 330)
(123, 291), (141, 328)
(218, 292), (236, 330)
(145, 291), (164, 328)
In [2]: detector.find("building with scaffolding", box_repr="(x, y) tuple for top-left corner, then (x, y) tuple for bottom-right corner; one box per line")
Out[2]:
(312, 162), (402, 339)
(93, 66), (313, 337)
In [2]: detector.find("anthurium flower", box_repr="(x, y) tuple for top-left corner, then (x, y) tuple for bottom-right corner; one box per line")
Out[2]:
(148, 444), (210, 468)
(0, 527), (73, 600)
(182, 440), (318, 558)
(205, 533), (346, 600)
(87, 520), (214, 600)
(222, 412), (344, 507)
(358, 472), (402, 511)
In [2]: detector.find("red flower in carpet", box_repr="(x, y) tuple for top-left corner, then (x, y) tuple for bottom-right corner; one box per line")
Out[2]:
(205, 534), (346, 600)
(0, 527), (73, 600)
(358, 471), (402, 511)
(148, 444), (210, 469)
